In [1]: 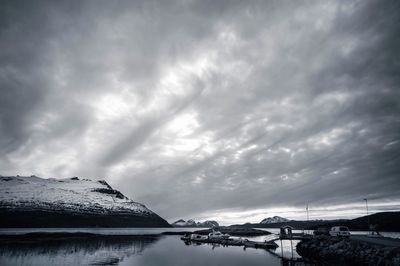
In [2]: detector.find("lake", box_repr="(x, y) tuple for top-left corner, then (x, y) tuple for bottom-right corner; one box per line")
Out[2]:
(0, 228), (305, 266)
(1, 228), (399, 266)
(0, 235), (298, 266)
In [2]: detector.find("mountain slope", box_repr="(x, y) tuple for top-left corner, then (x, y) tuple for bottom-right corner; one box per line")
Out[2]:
(0, 175), (171, 228)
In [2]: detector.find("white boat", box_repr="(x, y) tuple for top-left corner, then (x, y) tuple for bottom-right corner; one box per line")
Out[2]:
(190, 234), (208, 240)
(208, 230), (230, 240)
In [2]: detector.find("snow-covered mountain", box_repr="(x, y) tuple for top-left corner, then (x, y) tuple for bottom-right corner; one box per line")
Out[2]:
(172, 219), (197, 227)
(260, 216), (289, 224)
(0, 175), (171, 227)
(172, 219), (219, 227)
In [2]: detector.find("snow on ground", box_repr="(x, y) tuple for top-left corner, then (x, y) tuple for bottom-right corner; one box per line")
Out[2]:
(0, 175), (152, 215)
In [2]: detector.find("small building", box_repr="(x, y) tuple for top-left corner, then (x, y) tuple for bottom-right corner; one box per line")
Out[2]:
(280, 225), (293, 238)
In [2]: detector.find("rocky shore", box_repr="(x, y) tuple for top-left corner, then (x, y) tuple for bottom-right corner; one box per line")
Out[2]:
(296, 236), (400, 265)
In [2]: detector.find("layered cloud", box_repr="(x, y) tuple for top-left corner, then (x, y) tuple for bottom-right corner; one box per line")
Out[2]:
(1, 0), (399, 224)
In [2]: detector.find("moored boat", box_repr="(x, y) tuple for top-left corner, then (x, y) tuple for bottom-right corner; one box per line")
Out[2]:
(208, 230), (230, 240)
(190, 234), (208, 240)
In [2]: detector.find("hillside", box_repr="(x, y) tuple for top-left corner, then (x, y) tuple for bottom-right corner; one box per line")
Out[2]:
(0, 175), (171, 228)
(231, 220), (346, 229)
(312, 212), (400, 231)
(230, 212), (400, 231)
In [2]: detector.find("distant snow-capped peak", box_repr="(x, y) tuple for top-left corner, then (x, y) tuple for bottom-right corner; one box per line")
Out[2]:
(260, 216), (289, 224)
(172, 219), (219, 227)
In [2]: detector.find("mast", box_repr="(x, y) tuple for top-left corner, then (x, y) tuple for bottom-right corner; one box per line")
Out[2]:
(306, 203), (309, 222)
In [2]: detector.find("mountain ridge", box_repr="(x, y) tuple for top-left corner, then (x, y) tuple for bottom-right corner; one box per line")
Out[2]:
(230, 212), (400, 231)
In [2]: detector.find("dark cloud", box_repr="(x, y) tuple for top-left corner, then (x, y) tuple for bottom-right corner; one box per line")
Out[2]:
(1, 0), (399, 224)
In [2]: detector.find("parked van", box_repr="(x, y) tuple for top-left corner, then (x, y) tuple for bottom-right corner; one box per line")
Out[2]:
(329, 226), (350, 238)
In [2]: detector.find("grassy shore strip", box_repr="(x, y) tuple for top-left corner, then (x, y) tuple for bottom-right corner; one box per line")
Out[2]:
(296, 236), (400, 266)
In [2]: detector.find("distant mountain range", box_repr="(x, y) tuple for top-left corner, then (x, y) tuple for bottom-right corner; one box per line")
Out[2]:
(231, 212), (400, 232)
(2, 175), (398, 231)
(172, 219), (219, 227)
(0, 175), (171, 227)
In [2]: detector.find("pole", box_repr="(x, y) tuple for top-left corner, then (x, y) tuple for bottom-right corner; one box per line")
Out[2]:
(305, 204), (309, 235)
(306, 204), (309, 221)
(290, 239), (293, 259)
(364, 198), (370, 232)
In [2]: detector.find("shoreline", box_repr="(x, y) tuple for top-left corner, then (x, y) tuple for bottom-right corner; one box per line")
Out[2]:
(0, 227), (272, 244)
(0, 227), (271, 235)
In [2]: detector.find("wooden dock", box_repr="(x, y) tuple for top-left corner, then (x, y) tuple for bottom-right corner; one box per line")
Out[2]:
(180, 227), (313, 263)
(180, 232), (312, 250)
(180, 235), (307, 264)
(278, 233), (313, 240)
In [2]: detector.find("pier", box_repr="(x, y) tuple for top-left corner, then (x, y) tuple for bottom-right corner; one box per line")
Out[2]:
(180, 226), (312, 263)
(180, 234), (306, 265)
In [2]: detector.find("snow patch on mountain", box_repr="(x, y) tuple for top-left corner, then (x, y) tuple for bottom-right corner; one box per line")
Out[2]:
(172, 219), (219, 227)
(260, 216), (289, 224)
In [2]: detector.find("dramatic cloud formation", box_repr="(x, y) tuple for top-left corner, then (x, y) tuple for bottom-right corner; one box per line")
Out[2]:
(1, 0), (399, 224)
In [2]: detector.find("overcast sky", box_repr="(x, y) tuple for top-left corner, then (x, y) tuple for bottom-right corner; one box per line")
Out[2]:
(1, 0), (400, 225)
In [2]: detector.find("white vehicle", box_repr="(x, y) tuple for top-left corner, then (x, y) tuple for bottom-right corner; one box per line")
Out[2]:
(329, 226), (351, 238)
(208, 231), (230, 240)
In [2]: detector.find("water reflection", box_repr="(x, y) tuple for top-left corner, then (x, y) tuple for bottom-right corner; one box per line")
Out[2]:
(0, 235), (309, 266)
(183, 238), (307, 266)
(0, 235), (159, 266)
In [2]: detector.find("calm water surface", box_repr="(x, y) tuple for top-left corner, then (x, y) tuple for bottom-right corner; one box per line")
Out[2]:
(1, 228), (398, 266)
(0, 235), (300, 266)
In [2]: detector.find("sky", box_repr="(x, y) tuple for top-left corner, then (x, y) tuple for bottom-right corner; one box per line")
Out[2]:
(1, 0), (400, 225)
